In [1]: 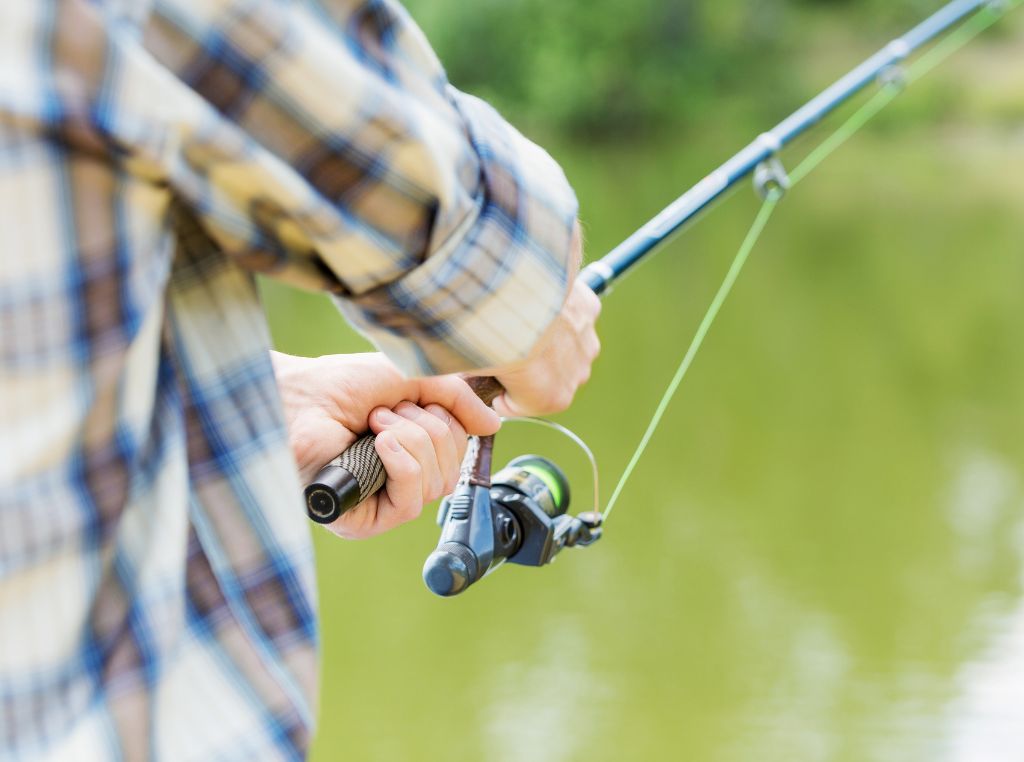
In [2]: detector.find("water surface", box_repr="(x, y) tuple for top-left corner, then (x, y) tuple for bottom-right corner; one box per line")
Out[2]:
(263, 54), (1024, 762)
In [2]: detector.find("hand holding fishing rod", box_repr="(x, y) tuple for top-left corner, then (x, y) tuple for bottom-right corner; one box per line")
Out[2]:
(276, 352), (503, 539)
(307, 0), (1018, 594)
(304, 244), (601, 525)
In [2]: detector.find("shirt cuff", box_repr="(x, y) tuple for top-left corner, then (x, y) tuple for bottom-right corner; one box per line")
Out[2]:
(332, 91), (579, 377)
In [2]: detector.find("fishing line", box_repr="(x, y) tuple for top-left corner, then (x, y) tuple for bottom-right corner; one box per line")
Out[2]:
(495, 193), (783, 521)
(303, 0), (1020, 597)
(602, 191), (782, 520)
(499, 416), (601, 515)
(787, 85), (901, 187)
(907, 0), (1012, 83)
(447, 1), (1012, 526)
(598, 0), (1016, 521)
(789, 1), (1010, 186)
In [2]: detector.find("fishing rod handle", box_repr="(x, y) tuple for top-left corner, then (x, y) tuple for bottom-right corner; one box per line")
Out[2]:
(304, 376), (505, 524)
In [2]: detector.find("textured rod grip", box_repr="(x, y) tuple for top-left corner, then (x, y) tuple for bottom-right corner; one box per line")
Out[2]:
(304, 434), (385, 523)
(304, 375), (504, 524)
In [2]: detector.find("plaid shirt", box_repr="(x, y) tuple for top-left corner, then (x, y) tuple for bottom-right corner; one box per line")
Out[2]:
(0, 0), (577, 759)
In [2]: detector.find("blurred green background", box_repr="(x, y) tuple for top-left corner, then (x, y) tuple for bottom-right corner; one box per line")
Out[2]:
(263, 2), (1024, 760)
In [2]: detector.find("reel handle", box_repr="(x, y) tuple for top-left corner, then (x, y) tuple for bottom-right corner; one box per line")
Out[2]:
(304, 376), (505, 524)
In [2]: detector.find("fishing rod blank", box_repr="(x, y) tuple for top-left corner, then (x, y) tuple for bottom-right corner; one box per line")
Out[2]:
(579, 0), (998, 296)
(304, 0), (1006, 525)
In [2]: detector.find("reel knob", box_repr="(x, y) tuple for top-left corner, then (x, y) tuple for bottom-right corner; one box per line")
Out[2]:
(423, 541), (478, 597)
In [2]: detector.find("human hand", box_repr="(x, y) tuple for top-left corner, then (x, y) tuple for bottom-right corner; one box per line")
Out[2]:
(485, 223), (601, 416)
(271, 352), (500, 539)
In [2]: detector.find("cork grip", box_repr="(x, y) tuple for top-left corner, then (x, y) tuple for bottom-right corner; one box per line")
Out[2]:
(304, 376), (505, 524)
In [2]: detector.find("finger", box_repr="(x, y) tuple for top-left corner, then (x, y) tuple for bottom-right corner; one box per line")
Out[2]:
(424, 403), (468, 492)
(395, 401), (459, 496)
(577, 279), (602, 320)
(450, 415), (469, 469)
(491, 391), (527, 419)
(414, 376), (501, 436)
(369, 407), (444, 502)
(324, 491), (380, 540)
(371, 430), (425, 527)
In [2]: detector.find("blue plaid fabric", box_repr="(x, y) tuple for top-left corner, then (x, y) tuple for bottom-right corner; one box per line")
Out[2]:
(0, 0), (578, 759)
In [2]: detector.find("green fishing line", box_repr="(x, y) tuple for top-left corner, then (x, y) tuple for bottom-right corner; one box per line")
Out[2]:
(601, 0), (1015, 521)
(907, 2), (1014, 84)
(789, 1), (1012, 187)
(602, 191), (781, 519)
(788, 85), (901, 187)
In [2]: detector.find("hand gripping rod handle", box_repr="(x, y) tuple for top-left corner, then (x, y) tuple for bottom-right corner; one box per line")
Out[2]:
(304, 376), (505, 523)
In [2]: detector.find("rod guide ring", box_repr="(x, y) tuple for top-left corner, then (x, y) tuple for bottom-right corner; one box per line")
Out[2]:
(753, 156), (790, 200)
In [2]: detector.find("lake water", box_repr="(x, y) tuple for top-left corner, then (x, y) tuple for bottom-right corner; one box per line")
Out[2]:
(263, 71), (1024, 762)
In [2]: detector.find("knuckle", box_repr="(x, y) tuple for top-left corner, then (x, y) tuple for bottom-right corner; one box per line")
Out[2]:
(425, 402), (454, 426)
(400, 420), (433, 450)
(398, 403), (442, 443)
(414, 420), (443, 449)
(424, 415), (452, 445)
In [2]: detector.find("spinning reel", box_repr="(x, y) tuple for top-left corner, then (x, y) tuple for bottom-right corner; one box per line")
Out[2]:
(306, 377), (605, 597)
(305, 0), (1013, 600)
(423, 435), (603, 597)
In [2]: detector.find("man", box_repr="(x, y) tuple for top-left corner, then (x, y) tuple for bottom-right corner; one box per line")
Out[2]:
(0, 0), (600, 759)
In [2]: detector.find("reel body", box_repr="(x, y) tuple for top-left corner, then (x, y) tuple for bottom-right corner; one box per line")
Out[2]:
(423, 447), (602, 597)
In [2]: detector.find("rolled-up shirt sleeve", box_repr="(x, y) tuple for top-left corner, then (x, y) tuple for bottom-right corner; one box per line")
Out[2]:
(338, 87), (578, 374)
(129, 0), (579, 375)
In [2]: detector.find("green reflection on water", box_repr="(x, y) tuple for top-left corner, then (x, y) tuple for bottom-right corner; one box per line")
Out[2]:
(262, 100), (1024, 762)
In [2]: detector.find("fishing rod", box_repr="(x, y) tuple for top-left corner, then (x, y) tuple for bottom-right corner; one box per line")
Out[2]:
(580, 0), (1011, 296)
(304, 0), (1016, 596)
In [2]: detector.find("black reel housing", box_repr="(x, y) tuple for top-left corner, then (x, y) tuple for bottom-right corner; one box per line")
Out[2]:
(423, 452), (602, 597)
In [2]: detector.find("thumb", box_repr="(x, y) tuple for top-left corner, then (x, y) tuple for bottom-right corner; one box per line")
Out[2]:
(491, 392), (529, 419)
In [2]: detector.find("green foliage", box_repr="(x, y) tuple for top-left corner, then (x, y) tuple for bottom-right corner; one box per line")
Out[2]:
(401, 0), (935, 137)
(401, 0), (786, 136)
